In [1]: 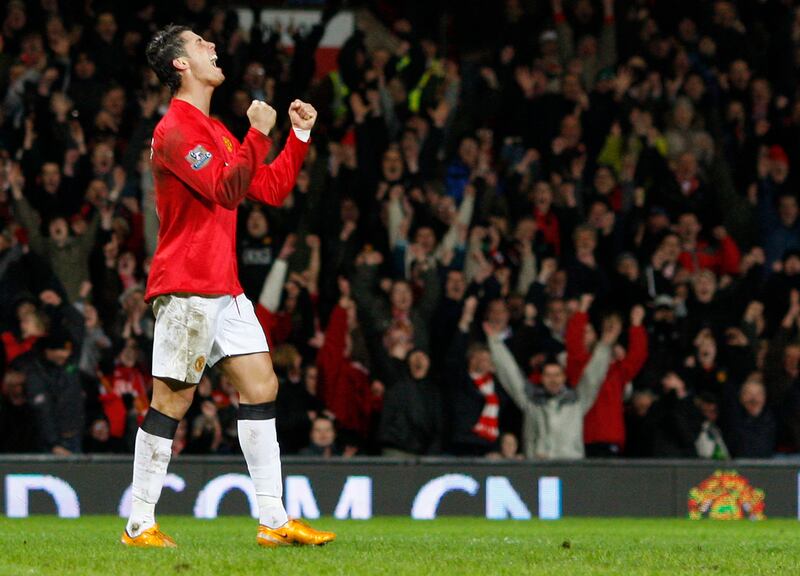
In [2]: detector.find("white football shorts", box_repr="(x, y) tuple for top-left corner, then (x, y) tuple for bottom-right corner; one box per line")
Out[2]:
(151, 293), (268, 384)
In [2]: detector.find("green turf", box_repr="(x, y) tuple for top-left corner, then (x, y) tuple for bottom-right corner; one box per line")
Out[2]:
(0, 516), (797, 575)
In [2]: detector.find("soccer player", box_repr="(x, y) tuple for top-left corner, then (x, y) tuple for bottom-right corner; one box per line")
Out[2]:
(121, 25), (335, 548)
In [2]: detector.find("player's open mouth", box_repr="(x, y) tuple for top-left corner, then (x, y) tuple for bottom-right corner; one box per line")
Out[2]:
(210, 54), (219, 68)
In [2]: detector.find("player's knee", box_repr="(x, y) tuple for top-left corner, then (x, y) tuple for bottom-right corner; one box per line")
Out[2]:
(151, 398), (191, 420)
(240, 372), (278, 404)
(151, 387), (194, 420)
(263, 372), (279, 399)
(258, 372), (279, 403)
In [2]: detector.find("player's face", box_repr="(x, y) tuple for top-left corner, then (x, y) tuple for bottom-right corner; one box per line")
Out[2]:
(179, 31), (224, 87)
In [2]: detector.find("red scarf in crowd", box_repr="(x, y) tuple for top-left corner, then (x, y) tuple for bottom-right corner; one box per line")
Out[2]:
(471, 372), (499, 442)
(533, 208), (561, 256)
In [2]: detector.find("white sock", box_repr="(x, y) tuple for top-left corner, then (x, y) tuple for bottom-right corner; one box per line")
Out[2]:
(126, 428), (173, 537)
(238, 418), (289, 528)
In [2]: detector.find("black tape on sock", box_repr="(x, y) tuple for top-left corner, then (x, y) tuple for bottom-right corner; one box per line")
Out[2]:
(238, 401), (276, 420)
(141, 407), (180, 439)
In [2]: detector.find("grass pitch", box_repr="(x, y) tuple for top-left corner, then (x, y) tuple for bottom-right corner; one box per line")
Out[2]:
(0, 516), (797, 575)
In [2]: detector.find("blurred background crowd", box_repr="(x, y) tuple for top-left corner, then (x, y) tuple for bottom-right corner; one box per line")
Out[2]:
(1, 0), (800, 461)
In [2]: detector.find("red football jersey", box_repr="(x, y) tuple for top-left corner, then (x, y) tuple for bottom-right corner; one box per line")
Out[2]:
(145, 98), (308, 301)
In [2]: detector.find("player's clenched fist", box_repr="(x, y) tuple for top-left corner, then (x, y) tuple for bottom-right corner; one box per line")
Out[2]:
(288, 99), (317, 131)
(248, 100), (277, 136)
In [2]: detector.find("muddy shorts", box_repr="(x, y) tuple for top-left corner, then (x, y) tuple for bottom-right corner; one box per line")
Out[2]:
(151, 293), (268, 384)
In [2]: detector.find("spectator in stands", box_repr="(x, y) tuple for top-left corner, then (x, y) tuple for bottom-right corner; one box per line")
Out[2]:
(257, 234), (321, 358)
(486, 310), (617, 460)
(2, 304), (47, 365)
(18, 326), (85, 454)
(0, 369), (38, 452)
(299, 415), (342, 458)
(185, 399), (223, 455)
(274, 344), (325, 455)
(694, 392), (730, 460)
(567, 301), (649, 457)
(352, 248), (439, 354)
(83, 418), (122, 453)
(624, 389), (656, 458)
(446, 297), (506, 456)
(648, 372), (703, 458)
(675, 213), (740, 277)
(317, 279), (379, 447)
(10, 173), (105, 303)
(379, 348), (441, 457)
(723, 372), (776, 458)
(237, 206), (276, 302)
(757, 176), (800, 270)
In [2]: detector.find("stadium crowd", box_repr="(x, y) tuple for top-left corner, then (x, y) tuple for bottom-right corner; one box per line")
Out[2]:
(1, 0), (799, 461)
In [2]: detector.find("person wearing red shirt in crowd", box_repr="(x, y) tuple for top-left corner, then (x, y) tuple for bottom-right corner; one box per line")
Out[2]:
(98, 338), (150, 441)
(122, 25), (333, 549)
(2, 307), (47, 364)
(675, 212), (741, 276)
(566, 296), (648, 456)
(316, 284), (379, 445)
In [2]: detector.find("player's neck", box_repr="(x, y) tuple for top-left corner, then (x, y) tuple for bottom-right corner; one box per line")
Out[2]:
(174, 83), (214, 116)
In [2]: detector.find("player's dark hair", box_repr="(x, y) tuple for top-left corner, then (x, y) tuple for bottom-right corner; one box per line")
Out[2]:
(146, 24), (191, 94)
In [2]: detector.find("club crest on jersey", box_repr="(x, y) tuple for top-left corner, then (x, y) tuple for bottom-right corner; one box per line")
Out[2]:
(185, 145), (212, 170)
(222, 136), (233, 152)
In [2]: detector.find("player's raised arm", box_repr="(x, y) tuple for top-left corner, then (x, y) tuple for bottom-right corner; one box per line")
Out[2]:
(247, 100), (317, 206)
(161, 101), (277, 210)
